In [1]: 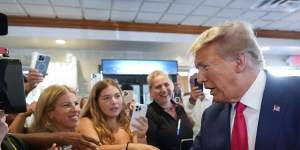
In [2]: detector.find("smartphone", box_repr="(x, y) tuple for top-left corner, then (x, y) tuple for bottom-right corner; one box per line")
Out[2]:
(33, 53), (50, 76)
(130, 104), (148, 132)
(180, 138), (193, 150)
(122, 90), (134, 104)
(190, 78), (203, 91)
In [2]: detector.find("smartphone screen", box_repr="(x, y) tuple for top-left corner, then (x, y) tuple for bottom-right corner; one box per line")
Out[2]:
(130, 104), (148, 132)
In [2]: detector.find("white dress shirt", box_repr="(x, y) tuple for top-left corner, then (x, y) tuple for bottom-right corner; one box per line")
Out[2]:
(230, 70), (266, 150)
(184, 94), (213, 137)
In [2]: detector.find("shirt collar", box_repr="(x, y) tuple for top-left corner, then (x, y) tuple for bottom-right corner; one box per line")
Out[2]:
(240, 70), (266, 111)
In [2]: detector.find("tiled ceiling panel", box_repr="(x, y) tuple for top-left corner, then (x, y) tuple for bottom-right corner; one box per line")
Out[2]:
(159, 14), (186, 24)
(265, 21), (294, 31)
(281, 11), (300, 21)
(228, 0), (256, 9)
(0, 3), (27, 16)
(111, 11), (137, 21)
(82, 0), (111, 9)
(51, 0), (80, 7)
(145, 0), (172, 2)
(167, 3), (196, 15)
(19, 0), (49, 5)
(215, 8), (245, 18)
(174, 0), (204, 5)
(0, 0), (17, 3)
(192, 6), (220, 16)
(84, 9), (110, 20)
(260, 12), (290, 21)
(135, 12), (162, 23)
(181, 15), (207, 25)
(23, 4), (55, 17)
(238, 10), (267, 21)
(54, 7), (82, 19)
(113, 0), (142, 11)
(204, 17), (229, 26)
(202, 0), (232, 7)
(252, 20), (273, 28)
(1, 0), (299, 32)
(140, 2), (170, 13)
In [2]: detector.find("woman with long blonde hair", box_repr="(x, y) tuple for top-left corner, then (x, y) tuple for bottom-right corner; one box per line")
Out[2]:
(79, 79), (158, 150)
(29, 85), (82, 149)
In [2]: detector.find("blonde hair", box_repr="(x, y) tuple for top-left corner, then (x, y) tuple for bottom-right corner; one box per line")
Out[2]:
(189, 21), (264, 67)
(30, 85), (76, 132)
(147, 70), (174, 91)
(81, 78), (133, 144)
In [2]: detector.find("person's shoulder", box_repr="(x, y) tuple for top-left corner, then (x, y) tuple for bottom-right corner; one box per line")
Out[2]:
(268, 75), (300, 95)
(203, 103), (230, 117)
(79, 117), (93, 126)
(146, 103), (157, 116)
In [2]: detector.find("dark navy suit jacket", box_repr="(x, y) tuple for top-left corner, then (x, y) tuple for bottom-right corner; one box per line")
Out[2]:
(191, 72), (300, 150)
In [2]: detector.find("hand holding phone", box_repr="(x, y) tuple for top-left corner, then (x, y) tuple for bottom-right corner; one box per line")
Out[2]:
(31, 53), (50, 76)
(130, 104), (148, 132)
(190, 78), (203, 91)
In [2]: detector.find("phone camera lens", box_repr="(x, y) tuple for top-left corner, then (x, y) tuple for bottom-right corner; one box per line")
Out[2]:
(175, 97), (181, 103)
(38, 55), (45, 61)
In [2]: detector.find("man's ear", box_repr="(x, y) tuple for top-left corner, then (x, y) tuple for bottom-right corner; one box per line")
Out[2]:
(234, 52), (247, 73)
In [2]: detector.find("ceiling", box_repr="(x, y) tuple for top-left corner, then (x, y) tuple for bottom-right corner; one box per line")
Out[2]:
(1, 0), (300, 32)
(0, 0), (300, 57)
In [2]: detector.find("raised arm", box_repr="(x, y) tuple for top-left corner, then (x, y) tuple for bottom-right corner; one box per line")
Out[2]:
(13, 132), (100, 150)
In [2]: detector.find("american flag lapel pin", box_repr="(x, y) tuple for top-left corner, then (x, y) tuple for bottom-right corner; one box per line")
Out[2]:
(273, 105), (280, 112)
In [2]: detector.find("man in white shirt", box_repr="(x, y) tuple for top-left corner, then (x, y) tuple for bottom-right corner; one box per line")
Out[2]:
(190, 21), (300, 150)
(183, 74), (212, 137)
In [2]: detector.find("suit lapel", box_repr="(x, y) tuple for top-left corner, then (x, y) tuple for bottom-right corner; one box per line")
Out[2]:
(209, 103), (232, 150)
(255, 73), (287, 150)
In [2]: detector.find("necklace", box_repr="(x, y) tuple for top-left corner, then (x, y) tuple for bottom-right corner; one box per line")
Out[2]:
(162, 104), (175, 112)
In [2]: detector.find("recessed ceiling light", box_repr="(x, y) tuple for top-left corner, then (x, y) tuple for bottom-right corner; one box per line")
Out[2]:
(261, 46), (270, 51)
(55, 39), (66, 45)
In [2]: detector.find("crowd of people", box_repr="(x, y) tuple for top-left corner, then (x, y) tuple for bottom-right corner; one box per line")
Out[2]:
(1, 21), (299, 150)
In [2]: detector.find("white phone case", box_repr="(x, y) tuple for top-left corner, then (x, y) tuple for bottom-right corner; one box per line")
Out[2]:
(130, 104), (148, 132)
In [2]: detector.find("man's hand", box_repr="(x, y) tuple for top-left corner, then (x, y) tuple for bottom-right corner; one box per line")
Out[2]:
(189, 86), (204, 105)
(24, 68), (44, 94)
(57, 132), (100, 150)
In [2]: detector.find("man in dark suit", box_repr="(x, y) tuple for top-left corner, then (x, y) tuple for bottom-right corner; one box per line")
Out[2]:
(189, 21), (300, 150)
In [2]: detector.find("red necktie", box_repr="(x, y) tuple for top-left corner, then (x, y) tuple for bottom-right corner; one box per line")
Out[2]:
(231, 102), (248, 150)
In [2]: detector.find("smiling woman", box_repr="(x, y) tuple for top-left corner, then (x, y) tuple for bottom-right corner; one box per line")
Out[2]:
(29, 85), (80, 149)
(146, 70), (193, 150)
(30, 85), (79, 132)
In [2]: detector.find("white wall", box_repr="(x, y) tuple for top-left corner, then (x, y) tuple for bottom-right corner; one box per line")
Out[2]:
(9, 46), (290, 96)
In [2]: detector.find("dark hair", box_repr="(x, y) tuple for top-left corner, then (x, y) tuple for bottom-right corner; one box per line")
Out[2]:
(121, 83), (133, 91)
